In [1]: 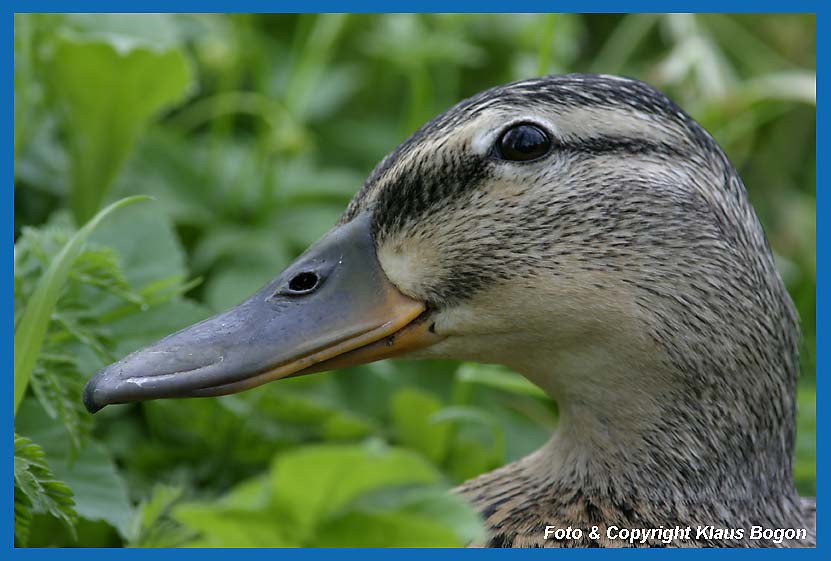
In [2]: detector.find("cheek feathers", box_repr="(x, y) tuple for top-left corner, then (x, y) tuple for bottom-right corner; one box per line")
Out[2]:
(376, 235), (442, 302)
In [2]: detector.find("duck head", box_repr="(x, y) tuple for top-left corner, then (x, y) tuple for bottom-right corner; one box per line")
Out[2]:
(84, 75), (800, 506)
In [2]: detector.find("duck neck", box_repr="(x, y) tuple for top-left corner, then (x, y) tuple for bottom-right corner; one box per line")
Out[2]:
(514, 349), (804, 528)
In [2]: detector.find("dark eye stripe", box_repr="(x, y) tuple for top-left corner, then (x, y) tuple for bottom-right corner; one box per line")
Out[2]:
(372, 151), (488, 241)
(568, 135), (691, 159)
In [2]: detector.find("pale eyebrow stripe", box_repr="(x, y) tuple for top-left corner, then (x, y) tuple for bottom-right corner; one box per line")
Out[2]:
(543, 104), (692, 147)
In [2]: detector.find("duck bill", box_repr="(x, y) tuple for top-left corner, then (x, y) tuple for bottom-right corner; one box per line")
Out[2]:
(83, 213), (441, 413)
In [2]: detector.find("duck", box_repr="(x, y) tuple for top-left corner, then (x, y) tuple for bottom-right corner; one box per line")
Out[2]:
(84, 73), (815, 548)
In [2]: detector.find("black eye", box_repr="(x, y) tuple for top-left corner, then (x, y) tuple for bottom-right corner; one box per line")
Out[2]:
(497, 123), (552, 162)
(286, 271), (320, 294)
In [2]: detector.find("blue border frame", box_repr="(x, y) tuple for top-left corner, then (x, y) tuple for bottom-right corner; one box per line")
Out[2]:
(7, 3), (823, 557)
(4, 1), (823, 13)
(814, 3), (824, 554)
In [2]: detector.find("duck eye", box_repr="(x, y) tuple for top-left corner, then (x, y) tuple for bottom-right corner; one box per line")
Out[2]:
(287, 271), (320, 294)
(497, 123), (552, 162)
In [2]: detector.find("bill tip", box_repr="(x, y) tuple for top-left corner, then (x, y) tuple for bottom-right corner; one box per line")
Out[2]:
(83, 379), (104, 414)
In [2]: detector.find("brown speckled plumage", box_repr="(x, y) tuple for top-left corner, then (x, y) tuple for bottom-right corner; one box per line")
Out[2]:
(342, 74), (815, 547)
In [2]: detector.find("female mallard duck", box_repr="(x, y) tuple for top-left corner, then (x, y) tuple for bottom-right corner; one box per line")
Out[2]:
(84, 74), (815, 547)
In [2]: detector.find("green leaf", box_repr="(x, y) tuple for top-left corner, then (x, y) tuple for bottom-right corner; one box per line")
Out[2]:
(47, 32), (192, 221)
(63, 13), (182, 50)
(273, 205), (343, 251)
(89, 202), (189, 289)
(14, 433), (78, 545)
(14, 196), (148, 415)
(203, 264), (279, 312)
(29, 354), (91, 451)
(169, 442), (483, 547)
(16, 399), (135, 540)
(795, 385), (816, 496)
(316, 510), (462, 547)
(456, 363), (550, 399)
(86, 202), (210, 355)
(391, 487), (485, 545)
(432, 406), (506, 478)
(270, 442), (440, 533)
(348, 486), (485, 546)
(445, 435), (501, 483)
(169, 475), (298, 547)
(128, 485), (197, 548)
(218, 475), (271, 510)
(173, 505), (300, 547)
(391, 387), (451, 463)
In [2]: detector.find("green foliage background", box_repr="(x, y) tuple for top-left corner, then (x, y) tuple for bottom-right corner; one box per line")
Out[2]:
(14, 14), (816, 547)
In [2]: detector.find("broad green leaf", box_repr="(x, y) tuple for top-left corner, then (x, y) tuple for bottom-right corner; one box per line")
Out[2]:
(349, 486), (485, 546)
(276, 158), (365, 204)
(218, 475), (271, 511)
(456, 363), (549, 399)
(445, 435), (502, 483)
(16, 399), (135, 540)
(321, 409), (375, 440)
(14, 433), (77, 545)
(168, 474), (296, 547)
(391, 387), (451, 463)
(392, 487), (485, 545)
(90, 202), (210, 354)
(270, 442), (440, 532)
(432, 406), (506, 480)
(173, 505), (299, 547)
(203, 264), (277, 313)
(47, 33), (192, 221)
(316, 510), (461, 547)
(331, 358), (461, 422)
(193, 224), (292, 276)
(169, 445), (482, 547)
(89, 202), (189, 290)
(273, 205), (343, 251)
(63, 13), (182, 49)
(113, 127), (218, 225)
(14, 196), (148, 415)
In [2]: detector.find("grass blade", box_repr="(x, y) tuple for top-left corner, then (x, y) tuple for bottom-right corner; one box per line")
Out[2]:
(14, 196), (149, 416)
